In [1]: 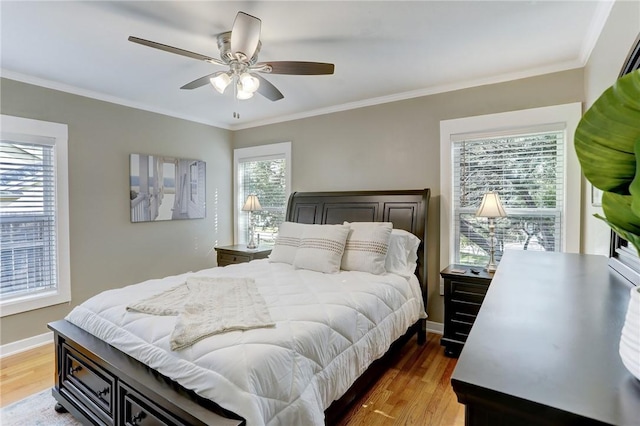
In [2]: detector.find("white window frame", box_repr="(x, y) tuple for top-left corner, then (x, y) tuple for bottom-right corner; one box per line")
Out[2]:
(233, 142), (291, 245)
(1, 115), (70, 317)
(439, 103), (582, 270)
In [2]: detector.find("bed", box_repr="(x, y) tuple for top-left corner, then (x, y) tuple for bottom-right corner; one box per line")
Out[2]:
(48, 189), (430, 425)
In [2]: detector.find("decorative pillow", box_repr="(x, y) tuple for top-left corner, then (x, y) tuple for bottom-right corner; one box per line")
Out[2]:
(293, 224), (350, 273)
(341, 222), (392, 274)
(385, 229), (421, 278)
(268, 222), (306, 264)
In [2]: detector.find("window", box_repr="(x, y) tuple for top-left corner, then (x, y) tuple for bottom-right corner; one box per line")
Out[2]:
(234, 142), (291, 246)
(0, 115), (70, 317)
(453, 130), (565, 265)
(440, 103), (582, 268)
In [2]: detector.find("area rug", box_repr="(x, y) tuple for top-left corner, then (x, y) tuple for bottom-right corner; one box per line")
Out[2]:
(0, 389), (81, 425)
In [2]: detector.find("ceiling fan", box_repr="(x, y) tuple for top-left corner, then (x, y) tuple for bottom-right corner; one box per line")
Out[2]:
(128, 11), (335, 103)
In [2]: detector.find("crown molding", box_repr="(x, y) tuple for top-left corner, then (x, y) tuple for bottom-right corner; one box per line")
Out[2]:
(0, 69), (232, 130)
(2, 54), (585, 132)
(578, 0), (615, 65)
(230, 60), (584, 130)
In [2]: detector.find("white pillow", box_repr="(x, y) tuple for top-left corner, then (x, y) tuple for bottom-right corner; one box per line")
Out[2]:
(293, 224), (350, 273)
(341, 222), (392, 275)
(268, 222), (306, 264)
(385, 229), (421, 278)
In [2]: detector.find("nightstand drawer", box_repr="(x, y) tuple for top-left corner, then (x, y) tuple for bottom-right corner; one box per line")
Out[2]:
(449, 299), (483, 319)
(450, 320), (473, 340)
(218, 253), (251, 265)
(450, 280), (489, 304)
(215, 245), (272, 266)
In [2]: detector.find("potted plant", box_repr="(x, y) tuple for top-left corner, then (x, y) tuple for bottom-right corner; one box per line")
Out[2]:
(575, 69), (640, 253)
(575, 67), (640, 381)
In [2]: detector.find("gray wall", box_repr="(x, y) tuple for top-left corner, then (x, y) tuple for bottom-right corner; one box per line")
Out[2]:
(233, 69), (584, 323)
(0, 78), (233, 344)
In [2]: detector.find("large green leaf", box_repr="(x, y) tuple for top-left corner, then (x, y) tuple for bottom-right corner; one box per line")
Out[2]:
(600, 191), (640, 236)
(575, 70), (640, 194)
(576, 69), (640, 254)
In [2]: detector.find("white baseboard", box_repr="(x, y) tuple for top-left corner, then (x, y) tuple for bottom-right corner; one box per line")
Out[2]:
(426, 320), (444, 335)
(0, 332), (53, 358)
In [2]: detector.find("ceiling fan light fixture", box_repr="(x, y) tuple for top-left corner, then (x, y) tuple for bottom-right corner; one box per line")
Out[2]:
(210, 72), (231, 94)
(236, 83), (254, 100)
(239, 72), (260, 93)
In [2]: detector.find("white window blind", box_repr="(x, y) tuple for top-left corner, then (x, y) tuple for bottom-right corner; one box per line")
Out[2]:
(452, 130), (564, 266)
(0, 139), (58, 299)
(235, 143), (291, 246)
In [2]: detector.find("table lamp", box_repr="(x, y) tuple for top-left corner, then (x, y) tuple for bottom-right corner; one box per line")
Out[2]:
(476, 191), (507, 272)
(242, 194), (262, 249)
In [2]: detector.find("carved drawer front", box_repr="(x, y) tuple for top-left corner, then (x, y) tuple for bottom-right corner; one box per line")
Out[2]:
(218, 252), (250, 265)
(61, 343), (115, 424)
(120, 383), (187, 426)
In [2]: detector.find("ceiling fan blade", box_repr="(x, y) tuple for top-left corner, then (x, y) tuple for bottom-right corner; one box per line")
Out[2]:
(254, 75), (284, 101)
(128, 36), (225, 65)
(258, 61), (335, 75)
(230, 12), (261, 60)
(180, 73), (217, 90)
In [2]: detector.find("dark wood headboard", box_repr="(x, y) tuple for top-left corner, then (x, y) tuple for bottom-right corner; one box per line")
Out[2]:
(286, 189), (430, 310)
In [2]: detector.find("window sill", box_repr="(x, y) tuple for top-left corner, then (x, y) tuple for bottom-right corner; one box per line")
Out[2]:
(1, 290), (70, 317)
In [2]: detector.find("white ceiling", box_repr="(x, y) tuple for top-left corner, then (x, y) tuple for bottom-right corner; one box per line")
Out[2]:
(1, 1), (611, 130)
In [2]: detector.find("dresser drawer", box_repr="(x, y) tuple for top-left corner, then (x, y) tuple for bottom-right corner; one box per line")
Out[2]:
(61, 343), (115, 423)
(119, 383), (186, 426)
(218, 252), (251, 265)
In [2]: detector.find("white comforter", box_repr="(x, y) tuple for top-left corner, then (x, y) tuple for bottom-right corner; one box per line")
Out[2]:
(66, 259), (426, 426)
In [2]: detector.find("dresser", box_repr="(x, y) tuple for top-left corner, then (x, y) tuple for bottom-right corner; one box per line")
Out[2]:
(451, 250), (640, 425)
(215, 245), (271, 266)
(440, 264), (493, 357)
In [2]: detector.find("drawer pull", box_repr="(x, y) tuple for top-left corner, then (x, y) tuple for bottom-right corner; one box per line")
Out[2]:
(69, 365), (83, 375)
(97, 386), (110, 398)
(131, 411), (146, 425)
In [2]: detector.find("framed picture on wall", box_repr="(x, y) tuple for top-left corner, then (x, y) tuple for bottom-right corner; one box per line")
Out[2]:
(129, 153), (206, 222)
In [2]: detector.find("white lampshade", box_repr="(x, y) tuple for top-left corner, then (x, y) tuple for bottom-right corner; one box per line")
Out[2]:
(242, 194), (262, 212)
(238, 72), (260, 93)
(210, 72), (231, 94)
(236, 87), (254, 100)
(476, 191), (507, 218)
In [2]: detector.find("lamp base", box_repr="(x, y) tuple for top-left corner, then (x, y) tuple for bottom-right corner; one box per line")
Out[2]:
(485, 263), (497, 273)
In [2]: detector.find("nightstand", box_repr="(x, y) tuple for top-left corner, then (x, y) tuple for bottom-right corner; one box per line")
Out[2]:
(215, 245), (272, 266)
(440, 264), (493, 357)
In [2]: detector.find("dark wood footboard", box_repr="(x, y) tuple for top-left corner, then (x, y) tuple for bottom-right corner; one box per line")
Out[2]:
(49, 319), (244, 426)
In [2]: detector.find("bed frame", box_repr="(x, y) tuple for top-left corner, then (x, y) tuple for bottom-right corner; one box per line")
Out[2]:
(48, 188), (430, 426)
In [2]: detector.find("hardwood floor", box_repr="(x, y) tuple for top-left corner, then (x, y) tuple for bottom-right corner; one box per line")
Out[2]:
(338, 332), (465, 425)
(0, 334), (465, 425)
(0, 342), (55, 408)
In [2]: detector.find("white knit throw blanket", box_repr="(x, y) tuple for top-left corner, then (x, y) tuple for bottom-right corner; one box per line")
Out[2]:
(127, 277), (274, 350)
